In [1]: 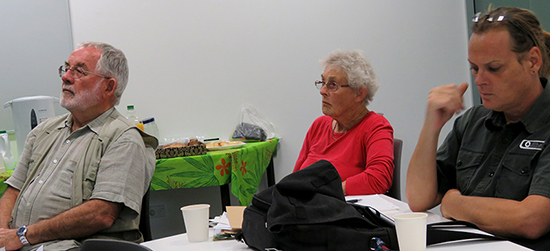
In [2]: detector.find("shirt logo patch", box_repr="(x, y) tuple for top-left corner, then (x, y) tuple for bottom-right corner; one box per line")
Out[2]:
(519, 140), (545, 150)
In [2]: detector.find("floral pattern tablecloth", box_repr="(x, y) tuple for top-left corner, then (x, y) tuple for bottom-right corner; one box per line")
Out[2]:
(0, 170), (13, 197)
(152, 138), (279, 206)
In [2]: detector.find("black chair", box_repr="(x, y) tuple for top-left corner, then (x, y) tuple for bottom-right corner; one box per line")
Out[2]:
(139, 188), (153, 242)
(81, 239), (152, 251)
(386, 138), (402, 200)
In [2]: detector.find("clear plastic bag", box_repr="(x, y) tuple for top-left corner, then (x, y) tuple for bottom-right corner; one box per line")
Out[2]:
(0, 131), (15, 171)
(231, 104), (277, 142)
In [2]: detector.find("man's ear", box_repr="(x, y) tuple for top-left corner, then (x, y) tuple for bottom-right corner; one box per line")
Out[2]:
(103, 78), (118, 101)
(105, 78), (117, 93)
(527, 46), (542, 74)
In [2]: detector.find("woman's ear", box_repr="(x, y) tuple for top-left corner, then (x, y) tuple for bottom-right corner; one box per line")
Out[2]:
(354, 86), (368, 102)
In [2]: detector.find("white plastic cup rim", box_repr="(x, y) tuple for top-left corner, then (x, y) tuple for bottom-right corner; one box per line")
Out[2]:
(181, 204), (210, 211)
(394, 212), (428, 220)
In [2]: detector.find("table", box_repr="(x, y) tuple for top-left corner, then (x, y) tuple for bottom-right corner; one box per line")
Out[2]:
(347, 195), (531, 250)
(152, 138), (278, 207)
(0, 170), (12, 197)
(142, 194), (531, 251)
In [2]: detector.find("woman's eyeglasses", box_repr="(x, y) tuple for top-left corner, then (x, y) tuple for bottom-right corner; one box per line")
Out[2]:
(315, 81), (350, 92)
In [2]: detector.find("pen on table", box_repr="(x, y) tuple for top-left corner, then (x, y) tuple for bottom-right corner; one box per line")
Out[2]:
(346, 199), (361, 204)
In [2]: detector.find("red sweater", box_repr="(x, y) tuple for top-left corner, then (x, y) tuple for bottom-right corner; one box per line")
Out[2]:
(294, 112), (394, 195)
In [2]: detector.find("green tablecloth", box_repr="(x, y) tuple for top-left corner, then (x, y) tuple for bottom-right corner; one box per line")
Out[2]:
(0, 170), (13, 197)
(152, 138), (279, 206)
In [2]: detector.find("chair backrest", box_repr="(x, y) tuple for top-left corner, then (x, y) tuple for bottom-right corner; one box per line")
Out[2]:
(139, 188), (153, 242)
(386, 138), (402, 200)
(81, 239), (152, 251)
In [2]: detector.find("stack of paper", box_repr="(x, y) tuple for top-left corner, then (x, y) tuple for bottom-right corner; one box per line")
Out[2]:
(210, 212), (232, 235)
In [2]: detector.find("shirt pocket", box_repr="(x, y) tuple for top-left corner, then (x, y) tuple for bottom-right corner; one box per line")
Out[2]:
(455, 150), (484, 192)
(495, 152), (537, 201)
(52, 161), (75, 199)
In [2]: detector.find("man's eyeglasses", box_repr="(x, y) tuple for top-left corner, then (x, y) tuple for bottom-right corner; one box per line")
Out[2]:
(472, 12), (536, 46)
(58, 64), (109, 79)
(315, 81), (350, 92)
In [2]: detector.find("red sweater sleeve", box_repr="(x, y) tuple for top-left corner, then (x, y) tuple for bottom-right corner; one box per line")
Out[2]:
(344, 123), (394, 195)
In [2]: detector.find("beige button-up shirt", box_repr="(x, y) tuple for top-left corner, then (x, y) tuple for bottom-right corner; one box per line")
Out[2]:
(6, 108), (157, 250)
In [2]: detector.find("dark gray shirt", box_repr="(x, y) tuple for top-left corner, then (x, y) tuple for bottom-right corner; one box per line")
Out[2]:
(436, 78), (550, 201)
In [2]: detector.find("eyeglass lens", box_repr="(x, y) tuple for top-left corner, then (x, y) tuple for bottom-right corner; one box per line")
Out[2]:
(315, 81), (338, 91)
(59, 64), (108, 79)
(315, 81), (350, 92)
(59, 65), (85, 78)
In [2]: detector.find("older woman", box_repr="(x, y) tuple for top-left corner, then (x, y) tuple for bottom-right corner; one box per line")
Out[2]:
(294, 50), (394, 195)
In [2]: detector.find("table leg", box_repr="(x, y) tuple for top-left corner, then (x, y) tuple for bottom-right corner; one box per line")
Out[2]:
(266, 156), (275, 187)
(220, 183), (231, 212)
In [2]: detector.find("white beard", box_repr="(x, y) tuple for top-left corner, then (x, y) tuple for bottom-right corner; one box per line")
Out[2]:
(60, 79), (103, 112)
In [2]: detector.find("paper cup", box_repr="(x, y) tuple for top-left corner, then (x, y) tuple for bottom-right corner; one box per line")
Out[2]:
(180, 204), (210, 242)
(394, 212), (428, 251)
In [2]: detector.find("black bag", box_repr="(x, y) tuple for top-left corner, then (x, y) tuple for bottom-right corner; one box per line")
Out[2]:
(239, 160), (503, 251)
(232, 122), (268, 141)
(240, 159), (398, 250)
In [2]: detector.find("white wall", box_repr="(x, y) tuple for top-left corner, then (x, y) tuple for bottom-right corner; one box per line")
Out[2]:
(0, 1), (73, 153)
(69, 0), (473, 199)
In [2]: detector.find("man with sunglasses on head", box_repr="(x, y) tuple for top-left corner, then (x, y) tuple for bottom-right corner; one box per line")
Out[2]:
(407, 7), (550, 249)
(0, 42), (157, 251)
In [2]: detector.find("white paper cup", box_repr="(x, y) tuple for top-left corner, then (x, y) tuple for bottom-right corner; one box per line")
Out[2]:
(394, 212), (428, 251)
(180, 204), (210, 242)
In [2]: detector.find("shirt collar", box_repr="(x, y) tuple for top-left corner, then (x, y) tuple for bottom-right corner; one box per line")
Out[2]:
(484, 78), (550, 133)
(66, 107), (116, 134)
(521, 78), (550, 133)
(485, 110), (506, 131)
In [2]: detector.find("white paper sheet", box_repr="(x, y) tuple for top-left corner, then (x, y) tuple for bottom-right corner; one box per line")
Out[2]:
(346, 194), (400, 211)
(210, 212), (232, 235)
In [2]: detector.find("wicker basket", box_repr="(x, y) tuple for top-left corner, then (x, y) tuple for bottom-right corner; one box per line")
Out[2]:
(155, 143), (207, 159)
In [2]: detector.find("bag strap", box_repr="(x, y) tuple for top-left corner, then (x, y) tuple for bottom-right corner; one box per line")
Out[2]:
(427, 221), (504, 245)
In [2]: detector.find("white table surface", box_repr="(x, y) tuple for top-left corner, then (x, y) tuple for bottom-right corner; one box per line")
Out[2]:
(142, 194), (532, 251)
(141, 229), (248, 251)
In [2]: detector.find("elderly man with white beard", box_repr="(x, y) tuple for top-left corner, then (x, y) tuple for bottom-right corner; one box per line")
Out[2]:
(0, 42), (157, 251)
